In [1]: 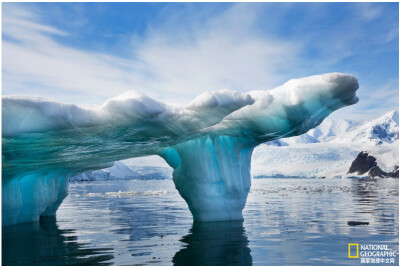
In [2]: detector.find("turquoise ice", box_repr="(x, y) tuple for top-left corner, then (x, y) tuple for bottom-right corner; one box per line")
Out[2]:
(2, 73), (359, 225)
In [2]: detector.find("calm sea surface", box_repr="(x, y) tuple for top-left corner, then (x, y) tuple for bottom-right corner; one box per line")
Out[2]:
(2, 178), (399, 265)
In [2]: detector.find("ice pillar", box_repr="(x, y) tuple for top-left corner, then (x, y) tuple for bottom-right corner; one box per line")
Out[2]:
(160, 135), (254, 221)
(2, 172), (69, 225)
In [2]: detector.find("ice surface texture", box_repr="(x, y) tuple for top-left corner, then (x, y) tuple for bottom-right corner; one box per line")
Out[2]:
(2, 73), (359, 225)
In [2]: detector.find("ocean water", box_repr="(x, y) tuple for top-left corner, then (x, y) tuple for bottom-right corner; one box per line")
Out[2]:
(2, 178), (399, 266)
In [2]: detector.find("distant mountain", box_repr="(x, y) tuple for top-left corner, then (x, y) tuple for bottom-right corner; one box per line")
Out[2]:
(264, 139), (288, 146)
(107, 161), (142, 179)
(70, 156), (172, 182)
(267, 110), (399, 146)
(70, 161), (141, 182)
(308, 119), (362, 142)
(70, 169), (111, 182)
(335, 110), (399, 145)
(123, 156), (173, 180)
(257, 110), (399, 178)
(283, 133), (319, 145)
(266, 118), (358, 145)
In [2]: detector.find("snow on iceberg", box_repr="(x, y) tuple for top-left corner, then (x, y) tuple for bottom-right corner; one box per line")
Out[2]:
(2, 73), (359, 225)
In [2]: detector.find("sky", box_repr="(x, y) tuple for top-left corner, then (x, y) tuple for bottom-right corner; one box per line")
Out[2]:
(2, 2), (399, 121)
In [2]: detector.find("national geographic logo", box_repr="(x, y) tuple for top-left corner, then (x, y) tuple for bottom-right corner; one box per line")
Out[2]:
(348, 243), (397, 264)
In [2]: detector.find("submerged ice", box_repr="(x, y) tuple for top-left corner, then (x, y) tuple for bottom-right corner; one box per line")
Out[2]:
(2, 73), (359, 225)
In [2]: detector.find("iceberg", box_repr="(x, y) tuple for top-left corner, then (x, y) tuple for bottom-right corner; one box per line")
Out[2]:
(2, 73), (359, 225)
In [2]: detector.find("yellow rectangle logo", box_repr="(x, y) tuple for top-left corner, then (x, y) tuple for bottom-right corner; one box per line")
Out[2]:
(348, 243), (359, 258)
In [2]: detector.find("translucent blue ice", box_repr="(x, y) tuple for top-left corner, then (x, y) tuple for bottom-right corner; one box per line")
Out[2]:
(2, 73), (359, 225)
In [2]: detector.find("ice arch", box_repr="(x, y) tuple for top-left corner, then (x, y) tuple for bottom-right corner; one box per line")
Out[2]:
(2, 73), (359, 225)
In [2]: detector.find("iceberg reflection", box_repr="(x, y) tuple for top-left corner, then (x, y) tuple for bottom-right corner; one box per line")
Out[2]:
(173, 221), (252, 266)
(2, 216), (114, 266)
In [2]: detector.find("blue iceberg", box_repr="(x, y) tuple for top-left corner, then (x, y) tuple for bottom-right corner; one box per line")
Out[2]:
(2, 73), (359, 225)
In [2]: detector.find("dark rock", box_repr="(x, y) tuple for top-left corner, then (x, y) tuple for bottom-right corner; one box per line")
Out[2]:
(348, 152), (399, 178)
(368, 166), (398, 178)
(348, 152), (377, 175)
(348, 221), (369, 226)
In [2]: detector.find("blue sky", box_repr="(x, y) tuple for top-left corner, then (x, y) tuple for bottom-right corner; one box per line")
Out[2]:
(2, 2), (399, 120)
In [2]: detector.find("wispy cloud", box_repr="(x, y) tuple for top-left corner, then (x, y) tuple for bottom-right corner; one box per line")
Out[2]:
(358, 2), (383, 21)
(2, 3), (398, 121)
(3, 4), (144, 104)
(2, 3), (297, 105)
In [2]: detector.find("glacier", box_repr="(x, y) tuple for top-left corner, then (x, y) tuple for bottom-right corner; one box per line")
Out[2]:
(2, 73), (359, 225)
(253, 111), (399, 178)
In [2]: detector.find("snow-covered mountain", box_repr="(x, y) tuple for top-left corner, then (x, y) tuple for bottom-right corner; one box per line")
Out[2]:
(123, 156), (173, 180)
(71, 110), (399, 181)
(70, 161), (140, 182)
(255, 110), (399, 178)
(307, 118), (362, 143)
(70, 156), (172, 182)
(283, 133), (319, 145)
(69, 169), (111, 182)
(281, 110), (398, 145)
(333, 110), (399, 145)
